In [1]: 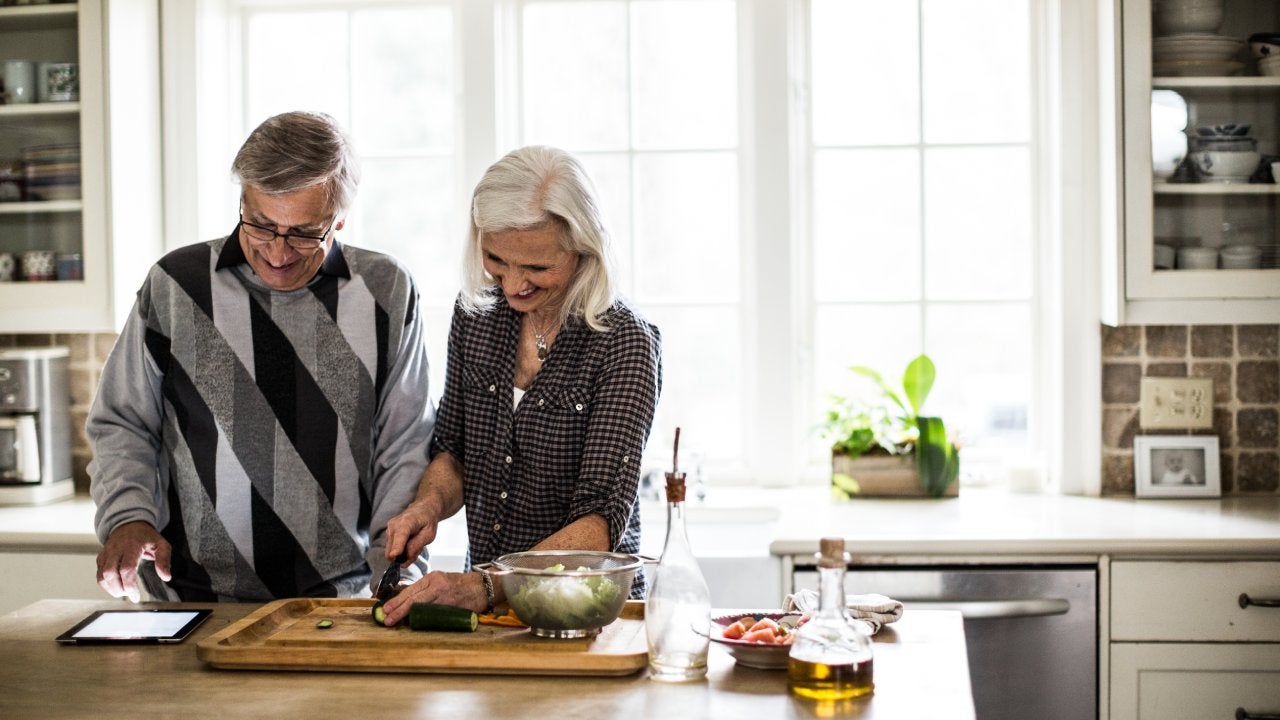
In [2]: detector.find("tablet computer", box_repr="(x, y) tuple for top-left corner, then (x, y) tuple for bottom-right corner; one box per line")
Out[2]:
(55, 609), (213, 644)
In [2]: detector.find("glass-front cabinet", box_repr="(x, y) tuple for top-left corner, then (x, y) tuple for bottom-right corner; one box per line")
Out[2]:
(1118, 0), (1280, 324)
(0, 1), (160, 333)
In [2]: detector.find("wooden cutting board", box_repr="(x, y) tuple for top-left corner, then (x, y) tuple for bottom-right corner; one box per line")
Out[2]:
(197, 598), (648, 676)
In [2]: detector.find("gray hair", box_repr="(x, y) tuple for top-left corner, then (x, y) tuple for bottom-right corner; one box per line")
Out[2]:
(462, 145), (616, 331)
(231, 111), (360, 218)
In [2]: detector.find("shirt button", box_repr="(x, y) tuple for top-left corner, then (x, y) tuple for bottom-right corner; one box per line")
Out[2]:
(505, 455), (512, 464)
(622, 456), (630, 463)
(575, 403), (584, 411)
(493, 522), (501, 531)
(488, 384), (496, 392)
(500, 491), (508, 499)
(538, 399), (545, 407)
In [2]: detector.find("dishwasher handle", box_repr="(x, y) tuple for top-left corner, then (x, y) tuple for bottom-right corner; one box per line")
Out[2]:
(900, 598), (1071, 620)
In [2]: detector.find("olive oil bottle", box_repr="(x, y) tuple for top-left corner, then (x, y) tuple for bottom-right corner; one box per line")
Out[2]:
(787, 537), (874, 700)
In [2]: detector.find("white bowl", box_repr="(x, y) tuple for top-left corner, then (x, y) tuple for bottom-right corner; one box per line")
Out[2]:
(1154, 4), (1225, 35)
(1177, 246), (1219, 270)
(1192, 149), (1260, 181)
(1220, 245), (1262, 269)
(1259, 55), (1280, 77)
(1154, 244), (1176, 269)
(1250, 40), (1280, 59)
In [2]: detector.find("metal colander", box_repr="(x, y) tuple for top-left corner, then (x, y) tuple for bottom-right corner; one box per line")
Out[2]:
(489, 550), (643, 638)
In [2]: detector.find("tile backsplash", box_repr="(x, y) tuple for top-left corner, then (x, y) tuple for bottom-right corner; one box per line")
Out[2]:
(8, 325), (1279, 496)
(1101, 324), (1279, 495)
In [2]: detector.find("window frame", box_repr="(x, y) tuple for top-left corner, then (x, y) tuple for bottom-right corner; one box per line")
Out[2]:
(161, 0), (1105, 494)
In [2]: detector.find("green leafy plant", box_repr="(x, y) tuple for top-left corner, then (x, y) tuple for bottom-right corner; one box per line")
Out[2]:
(821, 354), (959, 497)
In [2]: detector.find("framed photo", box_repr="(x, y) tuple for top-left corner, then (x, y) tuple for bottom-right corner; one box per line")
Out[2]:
(1134, 435), (1221, 498)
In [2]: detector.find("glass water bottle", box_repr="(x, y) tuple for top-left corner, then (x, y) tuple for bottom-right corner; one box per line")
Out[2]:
(787, 537), (874, 699)
(646, 471), (712, 681)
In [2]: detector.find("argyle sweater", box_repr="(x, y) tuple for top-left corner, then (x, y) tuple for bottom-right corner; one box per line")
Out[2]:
(89, 234), (434, 602)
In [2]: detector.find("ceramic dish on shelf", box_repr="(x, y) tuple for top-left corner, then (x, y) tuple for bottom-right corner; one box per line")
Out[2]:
(1153, 59), (1245, 76)
(1248, 32), (1280, 58)
(1259, 55), (1280, 77)
(708, 611), (803, 670)
(1153, 33), (1243, 62)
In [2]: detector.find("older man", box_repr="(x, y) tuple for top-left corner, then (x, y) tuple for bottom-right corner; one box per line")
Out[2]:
(89, 111), (434, 602)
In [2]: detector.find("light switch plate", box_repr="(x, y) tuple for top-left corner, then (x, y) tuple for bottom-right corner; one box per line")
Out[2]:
(1139, 377), (1214, 429)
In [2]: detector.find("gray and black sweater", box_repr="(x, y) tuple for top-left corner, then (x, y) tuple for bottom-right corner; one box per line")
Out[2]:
(89, 233), (434, 602)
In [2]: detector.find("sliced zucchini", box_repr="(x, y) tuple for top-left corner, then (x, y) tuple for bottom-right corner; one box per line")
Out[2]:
(371, 600), (388, 625)
(315, 619), (334, 629)
(408, 602), (478, 632)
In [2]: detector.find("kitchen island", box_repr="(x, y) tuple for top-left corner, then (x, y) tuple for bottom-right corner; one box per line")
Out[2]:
(0, 599), (973, 720)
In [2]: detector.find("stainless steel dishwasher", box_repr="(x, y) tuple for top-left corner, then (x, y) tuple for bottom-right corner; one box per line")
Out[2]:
(791, 562), (1097, 720)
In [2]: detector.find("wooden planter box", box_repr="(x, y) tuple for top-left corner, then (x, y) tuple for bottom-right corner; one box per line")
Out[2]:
(831, 451), (959, 499)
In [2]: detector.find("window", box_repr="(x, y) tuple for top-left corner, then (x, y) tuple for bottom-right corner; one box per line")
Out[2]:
(173, 0), (1074, 488)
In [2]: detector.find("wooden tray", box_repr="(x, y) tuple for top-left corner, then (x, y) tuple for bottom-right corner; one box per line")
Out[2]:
(197, 598), (648, 676)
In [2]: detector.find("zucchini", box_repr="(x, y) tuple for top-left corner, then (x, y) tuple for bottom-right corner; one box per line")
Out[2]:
(408, 602), (478, 632)
(371, 600), (388, 625)
(315, 619), (334, 629)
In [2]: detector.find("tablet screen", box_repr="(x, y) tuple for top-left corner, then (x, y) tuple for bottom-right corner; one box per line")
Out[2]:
(56, 609), (213, 644)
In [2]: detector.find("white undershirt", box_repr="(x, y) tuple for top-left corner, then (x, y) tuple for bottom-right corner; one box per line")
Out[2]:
(513, 386), (525, 409)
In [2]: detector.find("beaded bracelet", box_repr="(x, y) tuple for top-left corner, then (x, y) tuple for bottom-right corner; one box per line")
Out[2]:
(477, 569), (495, 613)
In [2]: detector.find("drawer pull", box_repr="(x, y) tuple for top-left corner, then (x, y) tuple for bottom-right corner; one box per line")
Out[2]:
(1235, 708), (1280, 720)
(899, 599), (1070, 619)
(1237, 593), (1280, 609)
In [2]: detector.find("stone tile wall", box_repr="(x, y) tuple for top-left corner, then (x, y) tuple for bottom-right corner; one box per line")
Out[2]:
(1101, 324), (1280, 495)
(0, 332), (118, 494)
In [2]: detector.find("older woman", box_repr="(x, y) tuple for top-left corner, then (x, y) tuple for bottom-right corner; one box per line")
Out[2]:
(379, 146), (662, 625)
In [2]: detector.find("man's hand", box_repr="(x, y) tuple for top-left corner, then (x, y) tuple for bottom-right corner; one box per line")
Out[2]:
(97, 521), (171, 603)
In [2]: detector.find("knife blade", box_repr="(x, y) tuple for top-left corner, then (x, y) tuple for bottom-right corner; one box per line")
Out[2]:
(375, 550), (409, 602)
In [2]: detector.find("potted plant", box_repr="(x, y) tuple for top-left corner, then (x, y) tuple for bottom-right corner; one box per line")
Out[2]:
(821, 354), (960, 499)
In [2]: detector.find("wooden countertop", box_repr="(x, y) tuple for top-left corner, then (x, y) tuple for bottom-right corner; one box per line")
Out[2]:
(0, 599), (974, 720)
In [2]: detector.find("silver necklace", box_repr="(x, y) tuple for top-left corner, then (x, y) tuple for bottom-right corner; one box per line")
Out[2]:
(531, 315), (557, 361)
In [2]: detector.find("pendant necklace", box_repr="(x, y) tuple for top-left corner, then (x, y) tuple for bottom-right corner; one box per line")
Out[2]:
(532, 314), (557, 362)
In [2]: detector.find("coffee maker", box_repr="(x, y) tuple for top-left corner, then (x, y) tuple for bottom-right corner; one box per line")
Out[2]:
(0, 347), (73, 505)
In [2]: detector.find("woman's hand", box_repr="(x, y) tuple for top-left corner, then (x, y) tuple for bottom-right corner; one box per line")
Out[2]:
(379, 570), (487, 626)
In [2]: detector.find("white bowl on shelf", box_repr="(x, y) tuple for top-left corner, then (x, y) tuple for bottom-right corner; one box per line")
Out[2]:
(1259, 55), (1280, 77)
(1154, 1), (1225, 35)
(1220, 245), (1262, 269)
(1176, 246), (1219, 270)
(1191, 150), (1261, 181)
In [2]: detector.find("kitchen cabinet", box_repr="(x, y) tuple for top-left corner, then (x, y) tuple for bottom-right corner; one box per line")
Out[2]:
(0, 550), (102, 616)
(1108, 0), (1280, 324)
(0, 1), (162, 333)
(1109, 560), (1280, 719)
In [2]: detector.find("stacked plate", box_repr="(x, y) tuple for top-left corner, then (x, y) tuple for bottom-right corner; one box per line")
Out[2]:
(1153, 33), (1245, 76)
(20, 144), (80, 201)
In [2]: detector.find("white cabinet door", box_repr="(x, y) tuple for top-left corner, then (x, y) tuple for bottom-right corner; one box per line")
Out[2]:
(0, 551), (106, 616)
(1111, 560), (1280, 642)
(1108, 0), (1280, 324)
(0, 0), (162, 333)
(1111, 643), (1280, 720)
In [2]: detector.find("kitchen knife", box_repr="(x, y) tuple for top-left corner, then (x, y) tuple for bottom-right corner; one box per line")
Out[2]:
(375, 550), (409, 602)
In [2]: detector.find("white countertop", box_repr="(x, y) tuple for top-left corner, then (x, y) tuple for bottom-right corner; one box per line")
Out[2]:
(2, 487), (1278, 560)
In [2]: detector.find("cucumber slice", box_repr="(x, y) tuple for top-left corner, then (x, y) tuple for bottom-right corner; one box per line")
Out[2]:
(408, 602), (478, 632)
(371, 601), (388, 625)
(315, 619), (334, 629)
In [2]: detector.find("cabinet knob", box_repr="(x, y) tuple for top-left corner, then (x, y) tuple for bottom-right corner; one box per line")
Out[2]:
(1236, 708), (1280, 720)
(1238, 593), (1280, 609)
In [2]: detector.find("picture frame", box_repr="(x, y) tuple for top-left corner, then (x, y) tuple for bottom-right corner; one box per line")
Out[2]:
(1134, 435), (1221, 498)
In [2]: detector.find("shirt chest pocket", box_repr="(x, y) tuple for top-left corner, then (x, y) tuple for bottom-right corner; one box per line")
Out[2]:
(519, 386), (591, 478)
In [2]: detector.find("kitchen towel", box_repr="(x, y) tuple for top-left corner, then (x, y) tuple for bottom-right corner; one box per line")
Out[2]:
(782, 589), (905, 634)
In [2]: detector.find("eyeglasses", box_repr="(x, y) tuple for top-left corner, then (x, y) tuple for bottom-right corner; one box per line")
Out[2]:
(238, 214), (335, 252)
